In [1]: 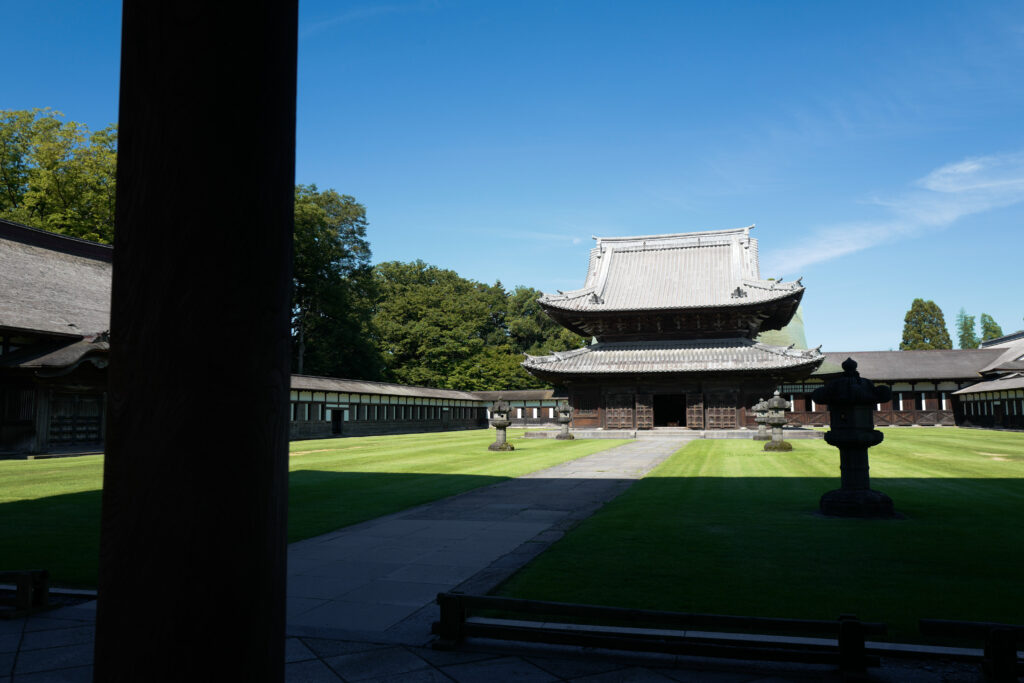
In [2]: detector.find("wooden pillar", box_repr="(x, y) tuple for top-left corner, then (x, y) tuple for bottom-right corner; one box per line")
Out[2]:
(94, 2), (297, 681)
(31, 388), (50, 454)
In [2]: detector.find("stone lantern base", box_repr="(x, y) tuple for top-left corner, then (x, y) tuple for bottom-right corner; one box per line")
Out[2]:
(555, 432), (575, 440)
(488, 442), (515, 451)
(763, 440), (792, 452)
(820, 488), (894, 518)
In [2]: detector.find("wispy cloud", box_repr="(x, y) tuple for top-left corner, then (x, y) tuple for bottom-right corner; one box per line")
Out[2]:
(765, 151), (1024, 275)
(300, 2), (438, 39)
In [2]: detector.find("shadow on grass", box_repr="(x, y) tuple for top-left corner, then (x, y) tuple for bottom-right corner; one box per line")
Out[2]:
(495, 474), (1024, 643)
(0, 489), (102, 588)
(4, 471), (1023, 644)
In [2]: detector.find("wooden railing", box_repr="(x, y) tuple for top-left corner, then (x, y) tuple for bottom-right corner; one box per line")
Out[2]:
(0, 570), (50, 619)
(433, 593), (884, 673)
(920, 619), (1023, 682)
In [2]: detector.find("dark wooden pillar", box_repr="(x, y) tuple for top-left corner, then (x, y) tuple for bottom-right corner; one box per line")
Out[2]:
(95, 2), (297, 681)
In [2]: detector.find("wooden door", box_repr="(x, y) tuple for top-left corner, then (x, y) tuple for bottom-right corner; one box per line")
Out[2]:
(705, 399), (737, 429)
(635, 394), (653, 430)
(572, 392), (600, 428)
(704, 393), (737, 430)
(605, 394), (634, 429)
(686, 394), (704, 429)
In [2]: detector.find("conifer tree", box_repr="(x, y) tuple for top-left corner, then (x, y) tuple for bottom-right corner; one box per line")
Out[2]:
(900, 299), (952, 350)
(979, 313), (1004, 343)
(955, 308), (979, 349)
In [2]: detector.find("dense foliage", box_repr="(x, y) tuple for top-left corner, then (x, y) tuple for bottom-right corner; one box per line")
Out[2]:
(0, 109), (117, 242)
(899, 298), (952, 350)
(371, 262), (585, 390)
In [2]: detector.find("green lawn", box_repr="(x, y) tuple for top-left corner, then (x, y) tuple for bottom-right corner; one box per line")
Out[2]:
(496, 428), (1024, 642)
(0, 429), (626, 587)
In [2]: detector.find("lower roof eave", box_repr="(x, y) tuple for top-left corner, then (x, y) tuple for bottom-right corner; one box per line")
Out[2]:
(523, 364), (823, 384)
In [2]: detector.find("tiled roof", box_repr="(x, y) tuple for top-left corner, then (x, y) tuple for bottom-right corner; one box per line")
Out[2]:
(539, 227), (803, 313)
(819, 350), (998, 381)
(291, 374), (484, 401)
(954, 374), (1024, 395)
(5, 335), (109, 370)
(0, 219), (112, 337)
(979, 330), (1024, 348)
(523, 338), (823, 375)
(978, 339), (1024, 374)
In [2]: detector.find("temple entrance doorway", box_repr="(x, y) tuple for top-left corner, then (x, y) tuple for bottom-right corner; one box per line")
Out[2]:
(653, 394), (687, 427)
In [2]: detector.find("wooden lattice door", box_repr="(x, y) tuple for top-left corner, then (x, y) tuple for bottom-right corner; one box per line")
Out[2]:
(635, 394), (653, 430)
(705, 398), (737, 429)
(686, 394), (704, 429)
(605, 394), (634, 429)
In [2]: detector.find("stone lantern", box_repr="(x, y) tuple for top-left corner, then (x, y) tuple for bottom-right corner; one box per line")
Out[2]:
(488, 399), (515, 451)
(811, 358), (894, 517)
(554, 400), (574, 440)
(763, 390), (792, 451)
(752, 397), (770, 441)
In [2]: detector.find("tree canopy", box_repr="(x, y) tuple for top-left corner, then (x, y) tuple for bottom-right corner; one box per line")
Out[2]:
(0, 109), (117, 243)
(979, 313), (1004, 343)
(371, 263), (585, 390)
(900, 299), (952, 350)
(291, 185), (382, 379)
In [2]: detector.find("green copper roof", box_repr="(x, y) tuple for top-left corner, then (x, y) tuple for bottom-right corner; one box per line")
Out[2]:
(756, 305), (808, 348)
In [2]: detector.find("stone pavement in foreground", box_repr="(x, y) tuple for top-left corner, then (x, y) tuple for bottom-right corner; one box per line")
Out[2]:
(0, 436), (986, 681)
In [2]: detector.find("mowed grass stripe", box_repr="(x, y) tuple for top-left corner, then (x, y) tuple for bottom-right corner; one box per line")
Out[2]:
(288, 430), (629, 541)
(496, 429), (1024, 642)
(0, 429), (627, 587)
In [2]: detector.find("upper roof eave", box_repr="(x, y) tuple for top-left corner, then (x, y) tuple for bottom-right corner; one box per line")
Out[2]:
(537, 283), (804, 313)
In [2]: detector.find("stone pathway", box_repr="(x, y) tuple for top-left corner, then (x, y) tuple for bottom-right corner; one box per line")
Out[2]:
(285, 437), (695, 643)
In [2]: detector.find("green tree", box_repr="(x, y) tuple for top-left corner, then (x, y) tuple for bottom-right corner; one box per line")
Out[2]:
(372, 260), (508, 389)
(447, 346), (542, 391)
(900, 299), (952, 350)
(979, 313), (1003, 343)
(0, 108), (117, 242)
(292, 185), (382, 379)
(955, 308), (979, 349)
(506, 286), (586, 355)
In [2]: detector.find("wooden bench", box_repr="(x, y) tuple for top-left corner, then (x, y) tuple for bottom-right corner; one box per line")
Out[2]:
(433, 593), (885, 674)
(920, 618), (1023, 682)
(0, 570), (50, 619)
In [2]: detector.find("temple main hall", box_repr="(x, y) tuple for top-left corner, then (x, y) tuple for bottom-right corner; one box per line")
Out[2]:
(522, 226), (824, 430)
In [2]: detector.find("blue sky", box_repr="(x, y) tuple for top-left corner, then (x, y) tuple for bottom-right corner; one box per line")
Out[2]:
(7, 1), (1024, 351)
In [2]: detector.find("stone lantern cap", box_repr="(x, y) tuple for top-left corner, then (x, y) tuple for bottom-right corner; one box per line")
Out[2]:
(811, 358), (891, 407)
(766, 390), (790, 411)
(490, 399), (511, 415)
